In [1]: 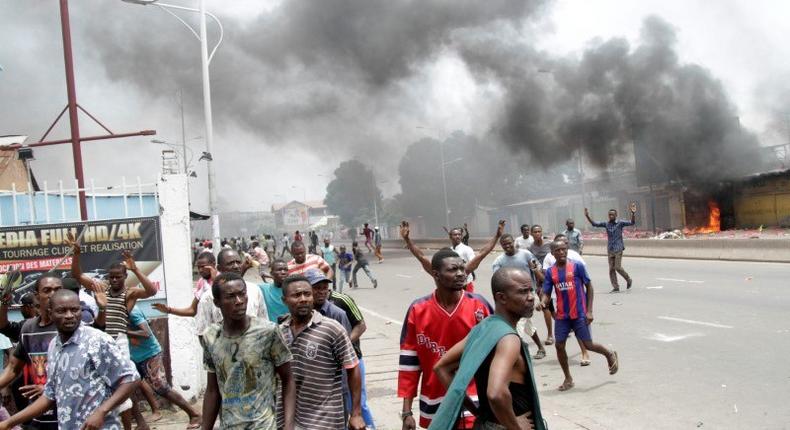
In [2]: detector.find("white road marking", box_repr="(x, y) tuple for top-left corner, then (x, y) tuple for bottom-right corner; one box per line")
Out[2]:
(396, 274), (413, 278)
(647, 332), (704, 342)
(658, 316), (733, 329)
(646, 286), (664, 289)
(656, 277), (704, 284)
(360, 306), (403, 326)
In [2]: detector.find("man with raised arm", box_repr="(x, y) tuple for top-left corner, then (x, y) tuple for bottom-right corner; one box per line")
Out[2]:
(584, 203), (637, 292)
(432, 267), (546, 430)
(397, 248), (494, 429)
(400, 220), (506, 292)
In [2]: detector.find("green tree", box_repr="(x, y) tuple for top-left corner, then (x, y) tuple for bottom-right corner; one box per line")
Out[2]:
(325, 159), (382, 227)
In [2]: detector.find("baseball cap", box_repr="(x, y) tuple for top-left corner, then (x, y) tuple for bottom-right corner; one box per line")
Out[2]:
(304, 269), (330, 286)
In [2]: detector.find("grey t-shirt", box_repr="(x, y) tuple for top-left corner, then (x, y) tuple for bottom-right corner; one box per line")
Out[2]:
(528, 241), (552, 263)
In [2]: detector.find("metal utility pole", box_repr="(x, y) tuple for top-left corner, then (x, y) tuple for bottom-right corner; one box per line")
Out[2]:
(439, 141), (450, 228)
(199, 0), (221, 252)
(59, 0), (87, 220)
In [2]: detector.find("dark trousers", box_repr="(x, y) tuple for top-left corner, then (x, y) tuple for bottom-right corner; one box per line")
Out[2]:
(607, 251), (632, 288)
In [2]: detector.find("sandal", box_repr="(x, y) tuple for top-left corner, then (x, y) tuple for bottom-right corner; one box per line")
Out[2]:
(609, 351), (619, 375)
(544, 336), (554, 345)
(533, 350), (546, 360)
(580, 358), (591, 367)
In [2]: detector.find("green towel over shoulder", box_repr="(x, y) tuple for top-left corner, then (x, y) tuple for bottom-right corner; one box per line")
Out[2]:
(429, 315), (546, 430)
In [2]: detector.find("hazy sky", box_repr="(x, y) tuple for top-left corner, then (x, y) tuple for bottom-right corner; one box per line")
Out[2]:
(1, 0), (788, 213)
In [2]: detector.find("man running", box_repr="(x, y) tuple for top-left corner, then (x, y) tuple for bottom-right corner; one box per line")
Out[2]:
(432, 268), (546, 430)
(361, 223), (374, 253)
(563, 219), (583, 254)
(352, 241), (377, 289)
(398, 249), (494, 429)
(287, 241), (333, 278)
(401, 220), (505, 293)
(337, 245), (354, 292)
(279, 275), (366, 430)
(542, 234), (590, 367)
(491, 234), (546, 360)
(127, 306), (201, 428)
(201, 273), (295, 430)
(540, 241), (619, 391)
(0, 289), (140, 430)
(585, 203), (637, 292)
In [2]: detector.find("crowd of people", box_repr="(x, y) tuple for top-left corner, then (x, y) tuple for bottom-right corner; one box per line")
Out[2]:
(0, 206), (638, 429)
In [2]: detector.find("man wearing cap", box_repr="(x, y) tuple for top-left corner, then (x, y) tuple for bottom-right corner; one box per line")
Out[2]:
(305, 270), (351, 332)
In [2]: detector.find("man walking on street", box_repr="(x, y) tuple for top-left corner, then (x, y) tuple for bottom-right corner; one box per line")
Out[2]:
(0, 289), (140, 430)
(528, 225), (555, 346)
(361, 223), (374, 253)
(491, 234), (546, 360)
(585, 203), (637, 292)
(259, 260), (291, 323)
(287, 241), (334, 279)
(201, 273), (296, 430)
(319, 237), (338, 284)
(194, 249), (268, 336)
(540, 241), (619, 392)
(398, 248), (494, 429)
(515, 224), (534, 250)
(328, 290), (376, 429)
(0, 275), (66, 430)
(279, 275), (366, 430)
(373, 227), (384, 263)
(432, 267), (546, 430)
(563, 219), (584, 254)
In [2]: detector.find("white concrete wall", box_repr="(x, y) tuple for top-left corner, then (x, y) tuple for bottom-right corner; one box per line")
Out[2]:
(158, 174), (204, 400)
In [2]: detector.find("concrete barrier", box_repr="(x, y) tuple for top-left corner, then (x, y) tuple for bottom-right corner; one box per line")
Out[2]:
(381, 238), (790, 263)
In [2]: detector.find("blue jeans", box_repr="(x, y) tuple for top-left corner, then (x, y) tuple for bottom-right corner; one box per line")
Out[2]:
(344, 358), (375, 428)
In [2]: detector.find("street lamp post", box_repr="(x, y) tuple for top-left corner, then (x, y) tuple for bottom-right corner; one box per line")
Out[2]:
(122, 0), (224, 251)
(438, 140), (450, 228)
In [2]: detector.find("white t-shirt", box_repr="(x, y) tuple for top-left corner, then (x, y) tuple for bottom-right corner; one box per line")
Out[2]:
(515, 235), (534, 250)
(194, 280), (268, 335)
(542, 249), (586, 269)
(451, 243), (476, 284)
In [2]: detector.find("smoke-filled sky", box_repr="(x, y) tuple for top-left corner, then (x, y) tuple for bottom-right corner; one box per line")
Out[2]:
(1, 0), (789, 213)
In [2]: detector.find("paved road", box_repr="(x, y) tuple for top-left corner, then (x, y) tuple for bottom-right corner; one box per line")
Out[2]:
(154, 248), (790, 430)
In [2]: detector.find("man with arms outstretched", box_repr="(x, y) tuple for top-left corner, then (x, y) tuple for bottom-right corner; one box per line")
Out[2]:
(401, 220), (506, 292)
(584, 203), (637, 292)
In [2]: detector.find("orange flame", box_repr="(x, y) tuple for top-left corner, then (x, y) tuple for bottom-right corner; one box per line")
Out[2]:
(684, 200), (721, 235)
